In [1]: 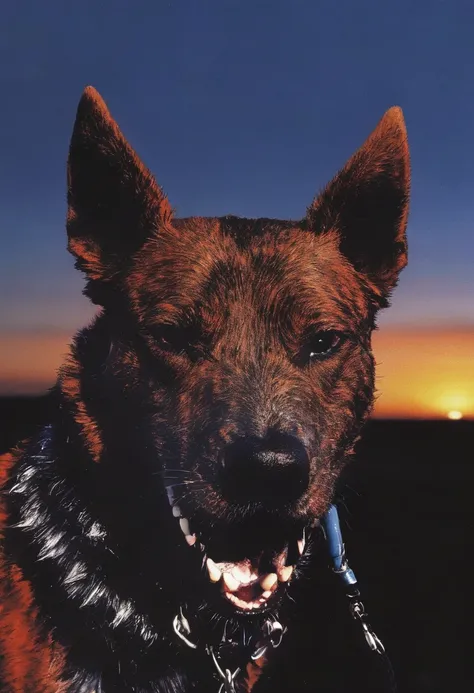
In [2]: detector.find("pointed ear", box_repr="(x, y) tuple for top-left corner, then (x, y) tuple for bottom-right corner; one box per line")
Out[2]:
(67, 86), (173, 284)
(306, 107), (410, 302)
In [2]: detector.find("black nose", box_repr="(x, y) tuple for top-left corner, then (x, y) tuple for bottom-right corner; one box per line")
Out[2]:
(218, 431), (310, 506)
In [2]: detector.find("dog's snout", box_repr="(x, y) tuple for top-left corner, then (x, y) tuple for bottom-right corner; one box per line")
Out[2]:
(218, 431), (309, 506)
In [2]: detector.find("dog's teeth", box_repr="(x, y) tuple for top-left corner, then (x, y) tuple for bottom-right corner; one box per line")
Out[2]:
(172, 505), (182, 518)
(179, 518), (191, 536)
(185, 534), (197, 546)
(261, 590), (272, 599)
(259, 573), (278, 591)
(278, 565), (294, 583)
(222, 572), (240, 592)
(206, 558), (222, 583)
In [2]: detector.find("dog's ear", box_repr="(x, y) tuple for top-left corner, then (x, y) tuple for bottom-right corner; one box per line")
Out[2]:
(306, 107), (410, 302)
(67, 86), (172, 285)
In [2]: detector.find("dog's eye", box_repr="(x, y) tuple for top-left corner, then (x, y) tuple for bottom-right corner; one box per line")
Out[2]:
(151, 324), (206, 360)
(155, 325), (186, 353)
(299, 330), (343, 364)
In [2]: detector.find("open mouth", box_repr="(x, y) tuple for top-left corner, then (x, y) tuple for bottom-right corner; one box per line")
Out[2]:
(204, 535), (305, 611)
(167, 493), (307, 613)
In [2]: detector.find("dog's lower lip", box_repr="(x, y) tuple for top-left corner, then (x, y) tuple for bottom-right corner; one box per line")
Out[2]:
(223, 586), (277, 611)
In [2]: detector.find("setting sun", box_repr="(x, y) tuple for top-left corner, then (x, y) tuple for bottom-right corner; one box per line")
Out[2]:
(447, 410), (463, 420)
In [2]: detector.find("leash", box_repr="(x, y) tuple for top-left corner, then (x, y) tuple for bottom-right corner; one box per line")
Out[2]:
(173, 504), (397, 693)
(321, 505), (398, 692)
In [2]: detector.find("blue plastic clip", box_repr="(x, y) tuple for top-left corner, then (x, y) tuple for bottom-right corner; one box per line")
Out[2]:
(321, 504), (357, 587)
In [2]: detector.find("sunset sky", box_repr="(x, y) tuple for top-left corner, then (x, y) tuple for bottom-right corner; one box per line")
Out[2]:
(0, 1), (473, 419)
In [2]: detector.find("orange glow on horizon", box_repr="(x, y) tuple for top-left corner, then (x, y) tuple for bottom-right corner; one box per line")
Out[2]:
(0, 327), (473, 419)
(371, 327), (474, 419)
(0, 332), (72, 396)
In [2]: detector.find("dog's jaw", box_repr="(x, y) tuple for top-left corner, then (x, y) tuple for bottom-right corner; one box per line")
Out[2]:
(166, 487), (308, 613)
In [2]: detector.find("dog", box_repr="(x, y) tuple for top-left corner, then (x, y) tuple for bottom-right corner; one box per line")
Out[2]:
(0, 87), (409, 693)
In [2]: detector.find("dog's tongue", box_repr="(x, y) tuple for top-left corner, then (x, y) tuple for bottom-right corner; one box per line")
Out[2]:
(207, 550), (296, 610)
(219, 558), (260, 585)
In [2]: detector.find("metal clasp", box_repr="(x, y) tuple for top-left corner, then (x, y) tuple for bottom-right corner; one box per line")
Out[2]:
(350, 599), (386, 654)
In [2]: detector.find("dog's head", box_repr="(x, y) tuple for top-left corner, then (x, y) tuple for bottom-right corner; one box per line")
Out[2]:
(64, 87), (409, 616)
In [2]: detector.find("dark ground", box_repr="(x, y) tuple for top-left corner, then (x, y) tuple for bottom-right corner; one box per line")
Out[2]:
(0, 396), (472, 692)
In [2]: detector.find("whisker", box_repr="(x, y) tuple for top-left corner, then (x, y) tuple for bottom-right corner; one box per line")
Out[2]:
(152, 474), (196, 480)
(340, 482), (361, 498)
(158, 477), (202, 484)
(158, 469), (198, 475)
(165, 481), (205, 490)
(172, 487), (203, 506)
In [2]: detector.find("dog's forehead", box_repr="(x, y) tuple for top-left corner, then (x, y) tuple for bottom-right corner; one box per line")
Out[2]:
(158, 215), (345, 276)
(131, 215), (367, 323)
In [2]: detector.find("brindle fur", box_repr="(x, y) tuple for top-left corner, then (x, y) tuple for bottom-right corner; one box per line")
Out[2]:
(0, 88), (409, 692)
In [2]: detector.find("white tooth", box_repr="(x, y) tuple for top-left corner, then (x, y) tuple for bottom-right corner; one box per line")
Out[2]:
(259, 573), (278, 591)
(222, 572), (240, 592)
(262, 590), (272, 599)
(179, 518), (190, 536)
(206, 558), (222, 583)
(185, 534), (197, 546)
(297, 536), (305, 555)
(278, 565), (294, 582)
(172, 505), (182, 518)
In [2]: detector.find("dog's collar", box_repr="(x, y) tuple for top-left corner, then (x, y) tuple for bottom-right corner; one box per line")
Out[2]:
(173, 606), (285, 693)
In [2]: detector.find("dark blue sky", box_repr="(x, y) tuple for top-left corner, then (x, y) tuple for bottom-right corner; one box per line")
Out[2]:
(1, 0), (473, 334)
